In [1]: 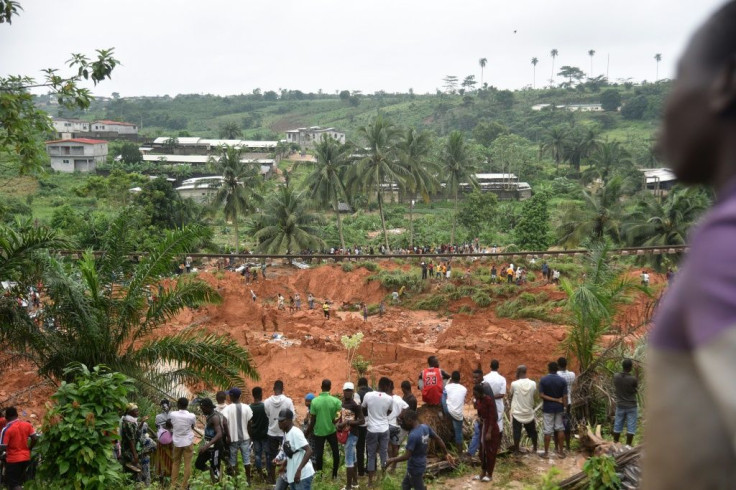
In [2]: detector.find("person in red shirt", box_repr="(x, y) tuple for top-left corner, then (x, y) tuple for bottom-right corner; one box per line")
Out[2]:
(417, 356), (450, 406)
(1, 406), (38, 490)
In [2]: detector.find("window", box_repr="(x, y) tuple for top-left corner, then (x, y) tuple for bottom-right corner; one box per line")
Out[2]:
(63, 159), (69, 164)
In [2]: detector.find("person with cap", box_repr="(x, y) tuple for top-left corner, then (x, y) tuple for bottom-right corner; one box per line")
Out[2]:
(221, 387), (254, 484)
(0, 406), (38, 490)
(195, 397), (226, 483)
(278, 408), (315, 490)
(302, 392), (317, 465)
(168, 397), (196, 490)
(154, 399), (173, 482)
(264, 380), (296, 484)
(250, 386), (269, 482)
(120, 403), (142, 477)
(306, 379), (342, 479)
(339, 381), (365, 490)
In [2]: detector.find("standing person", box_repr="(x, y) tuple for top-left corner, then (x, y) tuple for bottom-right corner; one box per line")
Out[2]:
(506, 264), (514, 284)
(185, 255), (192, 273)
(641, 270), (650, 287)
(264, 380), (296, 484)
(138, 421), (157, 486)
(490, 265), (498, 284)
(306, 380), (342, 479)
(322, 300), (330, 319)
(472, 384), (501, 482)
(356, 377), (373, 478)
(339, 382), (365, 490)
(195, 398), (226, 483)
(120, 403), (142, 477)
(542, 262), (550, 282)
(442, 371), (468, 451)
(483, 359), (507, 435)
(644, 8), (736, 487)
(261, 262), (267, 280)
(552, 269), (560, 284)
(244, 267), (251, 284)
(250, 386), (270, 482)
(0, 407), (38, 490)
(168, 397), (197, 490)
(278, 409), (315, 490)
(386, 409), (454, 490)
(295, 293), (302, 310)
(362, 303), (368, 322)
(421, 261), (428, 280)
(302, 393), (316, 465)
(539, 362), (567, 459)
(556, 357), (576, 451)
(509, 365), (538, 454)
(278, 294), (285, 310)
(379, 300), (386, 317)
(417, 356), (450, 406)
(387, 381), (410, 471)
(466, 369), (495, 459)
(612, 359), (639, 446)
(222, 387), (254, 483)
(307, 293), (315, 310)
(400, 381), (417, 411)
(154, 399), (173, 483)
(362, 377), (394, 486)
(215, 391), (228, 413)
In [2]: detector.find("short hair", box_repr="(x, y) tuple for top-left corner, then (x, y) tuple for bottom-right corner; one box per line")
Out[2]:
(557, 357), (568, 369)
(5, 407), (17, 418)
(401, 409), (418, 423)
(321, 379), (332, 392)
(378, 377), (392, 391)
(200, 397), (214, 410)
(252, 386), (263, 400)
(400, 380), (412, 391)
(472, 369), (483, 376)
(177, 397), (189, 410)
(622, 359), (633, 371)
(216, 391), (227, 403)
(490, 359), (500, 370)
(516, 365), (527, 376)
(451, 370), (461, 382)
(428, 355), (438, 366)
(357, 377), (369, 387)
(274, 380), (284, 392)
(548, 362), (559, 373)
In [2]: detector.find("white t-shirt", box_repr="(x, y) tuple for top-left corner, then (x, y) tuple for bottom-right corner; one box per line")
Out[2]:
(264, 395), (296, 437)
(444, 383), (467, 422)
(509, 378), (537, 424)
(222, 402), (254, 442)
(169, 409), (196, 447)
(484, 371), (507, 431)
(388, 395), (409, 427)
(361, 391), (393, 433)
(284, 426), (315, 484)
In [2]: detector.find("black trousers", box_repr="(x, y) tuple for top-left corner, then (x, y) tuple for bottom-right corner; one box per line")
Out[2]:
(512, 417), (538, 448)
(357, 425), (368, 476)
(313, 432), (340, 478)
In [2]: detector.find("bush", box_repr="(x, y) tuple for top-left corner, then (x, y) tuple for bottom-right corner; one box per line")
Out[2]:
(368, 270), (425, 293)
(342, 262), (354, 272)
(583, 455), (621, 489)
(411, 294), (449, 311)
(472, 291), (492, 307)
(356, 261), (378, 272)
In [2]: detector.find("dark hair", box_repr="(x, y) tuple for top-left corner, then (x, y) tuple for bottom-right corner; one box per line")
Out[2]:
(274, 380), (284, 392)
(473, 384), (485, 396)
(200, 397), (214, 410)
(252, 386), (263, 400)
(400, 380), (411, 391)
(557, 357), (568, 369)
(5, 406), (18, 419)
(177, 397), (189, 409)
(622, 359), (633, 371)
(216, 391), (227, 403)
(472, 369), (483, 376)
(321, 379), (331, 392)
(451, 370), (461, 382)
(548, 362), (559, 373)
(357, 377), (369, 387)
(490, 359), (500, 370)
(428, 355), (438, 366)
(378, 377), (392, 391)
(401, 409), (418, 423)
(700, 2), (736, 71)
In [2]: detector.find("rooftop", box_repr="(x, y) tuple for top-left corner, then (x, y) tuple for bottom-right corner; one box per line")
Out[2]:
(46, 138), (108, 145)
(94, 120), (137, 126)
(641, 168), (677, 183)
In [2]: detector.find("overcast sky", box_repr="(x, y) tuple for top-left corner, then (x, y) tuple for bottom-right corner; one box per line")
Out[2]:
(0, 0), (726, 97)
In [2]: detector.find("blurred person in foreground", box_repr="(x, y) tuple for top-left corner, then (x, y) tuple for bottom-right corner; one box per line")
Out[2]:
(645, 2), (736, 488)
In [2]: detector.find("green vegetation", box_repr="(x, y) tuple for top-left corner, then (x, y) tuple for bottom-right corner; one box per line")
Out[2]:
(583, 455), (622, 489)
(368, 269), (425, 293)
(496, 291), (566, 323)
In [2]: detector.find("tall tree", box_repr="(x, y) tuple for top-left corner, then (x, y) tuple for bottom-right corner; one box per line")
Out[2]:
(557, 176), (626, 247)
(350, 115), (405, 251)
(514, 192), (551, 250)
(541, 127), (569, 171)
(587, 140), (631, 183)
(442, 75), (459, 94)
(550, 49), (559, 84)
(211, 146), (261, 253)
(398, 129), (438, 248)
(654, 53), (662, 81)
(588, 49), (596, 76)
(219, 121), (242, 139)
(531, 57), (539, 89)
(558, 66), (586, 86)
(440, 131), (478, 244)
(479, 57), (487, 86)
(461, 75), (477, 92)
(301, 137), (352, 250)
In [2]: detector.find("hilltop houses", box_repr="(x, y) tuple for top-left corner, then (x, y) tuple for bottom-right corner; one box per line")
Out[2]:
(51, 117), (139, 140)
(45, 138), (108, 173)
(285, 126), (345, 149)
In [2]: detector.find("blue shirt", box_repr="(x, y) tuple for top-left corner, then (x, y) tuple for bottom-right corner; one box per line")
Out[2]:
(539, 373), (567, 414)
(406, 424), (436, 474)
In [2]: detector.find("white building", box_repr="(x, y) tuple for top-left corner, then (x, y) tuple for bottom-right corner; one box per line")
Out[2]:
(150, 137), (277, 152)
(142, 154), (275, 176)
(285, 126), (346, 149)
(641, 168), (677, 195)
(91, 120), (138, 134)
(45, 138), (108, 173)
(51, 118), (90, 135)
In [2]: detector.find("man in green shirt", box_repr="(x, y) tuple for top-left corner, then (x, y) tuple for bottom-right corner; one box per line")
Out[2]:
(306, 379), (342, 479)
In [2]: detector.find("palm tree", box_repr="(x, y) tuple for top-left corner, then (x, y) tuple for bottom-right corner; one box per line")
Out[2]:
(350, 115), (406, 251)
(440, 131), (478, 244)
(587, 140), (631, 183)
(479, 57), (487, 86)
(557, 176), (626, 247)
(398, 129), (438, 248)
(301, 137), (352, 250)
(566, 127), (601, 172)
(588, 49), (596, 76)
(219, 121), (243, 140)
(531, 57), (539, 89)
(252, 184), (325, 256)
(0, 218), (258, 394)
(550, 49), (559, 84)
(654, 53), (662, 81)
(541, 127), (569, 171)
(211, 146), (262, 253)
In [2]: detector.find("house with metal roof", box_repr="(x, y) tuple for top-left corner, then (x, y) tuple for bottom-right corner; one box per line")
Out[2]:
(285, 126), (346, 149)
(46, 138), (108, 173)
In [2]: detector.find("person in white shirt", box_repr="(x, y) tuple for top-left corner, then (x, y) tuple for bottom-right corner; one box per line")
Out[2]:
(264, 380), (296, 484)
(484, 359), (507, 434)
(557, 357), (576, 451)
(509, 365), (538, 454)
(168, 397), (196, 490)
(361, 377), (394, 486)
(442, 371), (468, 451)
(278, 408), (315, 489)
(387, 381), (409, 470)
(221, 387), (254, 483)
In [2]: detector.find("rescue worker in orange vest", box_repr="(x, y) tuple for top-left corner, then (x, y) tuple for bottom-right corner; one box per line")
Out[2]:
(417, 356), (451, 406)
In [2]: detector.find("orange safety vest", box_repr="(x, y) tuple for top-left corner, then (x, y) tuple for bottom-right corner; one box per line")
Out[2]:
(421, 367), (444, 405)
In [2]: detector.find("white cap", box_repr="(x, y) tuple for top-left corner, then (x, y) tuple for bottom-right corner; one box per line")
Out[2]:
(343, 382), (355, 391)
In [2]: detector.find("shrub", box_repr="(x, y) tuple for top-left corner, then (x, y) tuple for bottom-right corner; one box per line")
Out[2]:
(583, 455), (621, 489)
(472, 291), (492, 307)
(342, 262), (355, 272)
(357, 261), (378, 272)
(411, 294), (449, 311)
(368, 270), (424, 293)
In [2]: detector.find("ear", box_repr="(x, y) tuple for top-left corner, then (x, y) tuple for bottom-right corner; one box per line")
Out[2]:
(710, 54), (736, 115)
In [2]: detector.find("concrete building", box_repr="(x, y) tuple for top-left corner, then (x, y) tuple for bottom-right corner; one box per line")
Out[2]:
(150, 137), (277, 155)
(285, 126), (346, 149)
(531, 103), (605, 112)
(642, 168), (677, 196)
(51, 117), (139, 140)
(91, 120), (138, 134)
(51, 118), (90, 136)
(142, 154), (275, 176)
(463, 173), (532, 200)
(46, 138), (108, 173)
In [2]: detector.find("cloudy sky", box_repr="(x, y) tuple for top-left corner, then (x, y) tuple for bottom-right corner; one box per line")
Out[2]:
(0, 0), (726, 97)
